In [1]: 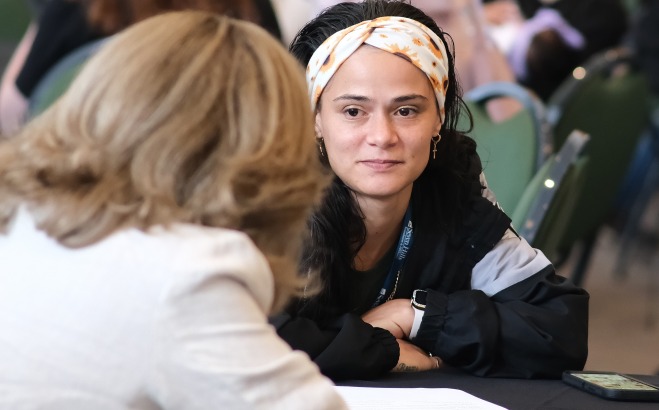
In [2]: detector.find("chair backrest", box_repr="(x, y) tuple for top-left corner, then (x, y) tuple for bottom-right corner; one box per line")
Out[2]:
(0, 0), (31, 70)
(511, 130), (590, 261)
(461, 81), (550, 213)
(546, 47), (652, 250)
(535, 156), (589, 263)
(28, 38), (108, 118)
(0, 0), (30, 43)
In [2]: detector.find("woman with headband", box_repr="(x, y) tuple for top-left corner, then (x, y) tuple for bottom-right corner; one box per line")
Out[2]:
(273, 0), (588, 381)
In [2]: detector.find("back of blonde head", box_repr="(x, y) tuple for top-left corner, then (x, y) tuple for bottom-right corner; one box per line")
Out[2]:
(0, 11), (327, 313)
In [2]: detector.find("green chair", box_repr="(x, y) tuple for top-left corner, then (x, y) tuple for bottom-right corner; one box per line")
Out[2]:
(545, 47), (652, 285)
(0, 0), (31, 43)
(461, 81), (550, 213)
(0, 0), (31, 70)
(511, 130), (590, 263)
(28, 38), (108, 118)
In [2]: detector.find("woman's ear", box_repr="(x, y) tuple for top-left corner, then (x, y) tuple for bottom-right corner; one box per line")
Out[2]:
(434, 119), (442, 136)
(433, 109), (443, 135)
(314, 112), (323, 139)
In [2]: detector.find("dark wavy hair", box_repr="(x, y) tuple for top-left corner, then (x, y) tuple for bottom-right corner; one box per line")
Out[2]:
(290, 0), (479, 313)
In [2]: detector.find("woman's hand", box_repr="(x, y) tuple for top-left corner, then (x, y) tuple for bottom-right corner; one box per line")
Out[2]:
(361, 298), (414, 339)
(363, 300), (442, 373)
(392, 340), (442, 372)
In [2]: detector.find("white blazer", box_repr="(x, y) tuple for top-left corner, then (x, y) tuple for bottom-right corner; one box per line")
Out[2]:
(0, 209), (346, 409)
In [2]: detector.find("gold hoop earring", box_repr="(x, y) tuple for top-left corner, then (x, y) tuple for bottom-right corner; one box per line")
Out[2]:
(431, 134), (441, 160)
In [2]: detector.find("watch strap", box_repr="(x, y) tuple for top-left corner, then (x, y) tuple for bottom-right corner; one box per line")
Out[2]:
(410, 305), (424, 339)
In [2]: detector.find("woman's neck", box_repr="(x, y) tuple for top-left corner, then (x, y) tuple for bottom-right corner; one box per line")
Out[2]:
(354, 188), (412, 271)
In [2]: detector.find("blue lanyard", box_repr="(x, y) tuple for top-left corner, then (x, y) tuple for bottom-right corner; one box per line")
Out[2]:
(371, 206), (413, 308)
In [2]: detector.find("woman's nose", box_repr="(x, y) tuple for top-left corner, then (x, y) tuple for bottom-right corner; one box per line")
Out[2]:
(366, 114), (398, 148)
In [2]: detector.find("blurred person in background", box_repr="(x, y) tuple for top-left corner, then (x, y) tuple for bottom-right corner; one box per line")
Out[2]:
(271, 0), (315, 45)
(483, 0), (629, 100)
(631, 0), (659, 96)
(0, 11), (346, 409)
(0, 0), (282, 136)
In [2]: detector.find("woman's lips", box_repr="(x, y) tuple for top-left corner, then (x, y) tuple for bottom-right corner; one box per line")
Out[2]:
(359, 159), (403, 170)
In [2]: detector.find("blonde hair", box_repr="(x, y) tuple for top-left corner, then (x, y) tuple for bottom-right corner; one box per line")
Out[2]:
(0, 11), (328, 313)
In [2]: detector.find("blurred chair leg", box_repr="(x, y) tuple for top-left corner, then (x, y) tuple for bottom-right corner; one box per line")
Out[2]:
(570, 232), (598, 287)
(614, 121), (659, 280)
(614, 158), (659, 280)
(644, 247), (659, 330)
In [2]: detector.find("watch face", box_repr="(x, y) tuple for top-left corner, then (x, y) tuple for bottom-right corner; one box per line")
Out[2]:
(413, 290), (427, 308)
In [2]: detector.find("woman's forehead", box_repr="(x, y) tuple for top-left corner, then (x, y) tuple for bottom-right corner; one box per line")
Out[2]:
(321, 45), (436, 98)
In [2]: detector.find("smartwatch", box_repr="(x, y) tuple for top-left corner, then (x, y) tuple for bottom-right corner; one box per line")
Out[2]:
(411, 289), (428, 311)
(410, 289), (427, 339)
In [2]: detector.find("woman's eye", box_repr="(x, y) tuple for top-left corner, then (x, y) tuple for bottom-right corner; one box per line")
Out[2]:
(345, 108), (360, 117)
(397, 107), (415, 117)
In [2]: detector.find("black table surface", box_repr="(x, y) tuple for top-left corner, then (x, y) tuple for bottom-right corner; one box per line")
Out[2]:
(339, 367), (659, 410)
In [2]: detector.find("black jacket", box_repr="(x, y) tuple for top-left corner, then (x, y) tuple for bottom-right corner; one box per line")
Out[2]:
(273, 169), (589, 382)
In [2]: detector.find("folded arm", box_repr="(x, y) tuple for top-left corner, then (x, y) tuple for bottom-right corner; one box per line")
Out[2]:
(273, 310), (400, 381)
(413, 232), (589, 378)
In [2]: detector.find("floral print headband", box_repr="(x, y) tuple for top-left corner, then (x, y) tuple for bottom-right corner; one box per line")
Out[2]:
(306, 16), (450, 119)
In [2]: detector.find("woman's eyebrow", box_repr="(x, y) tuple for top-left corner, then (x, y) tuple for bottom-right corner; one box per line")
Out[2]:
(332, 94), (429, 103)
(333, 94), (370, 102)
(392, 94), (429, 103)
